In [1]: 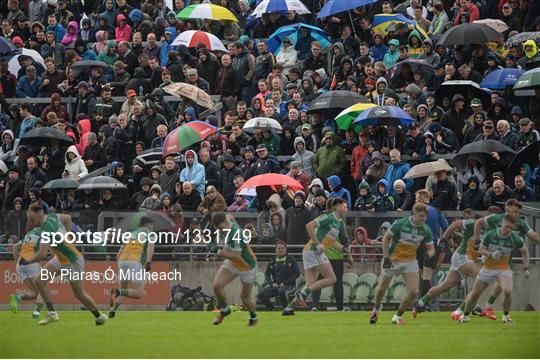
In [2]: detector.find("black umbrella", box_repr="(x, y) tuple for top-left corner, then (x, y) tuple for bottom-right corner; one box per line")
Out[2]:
(308, 90), (368, 118)
(20, 127), (74, 147)
(388, 59), (434, 82)
(72, 60), (111, 78)
(136, 147), (183, 166)
(435, 80), (492, 107)
(437, 23), (500, 46)
(43, 178), (80, 190)
(116, 210), (177, 232)
(508, 141), (540, 177)
(77, 176), (127, 191)
(450, 140), (516, 170)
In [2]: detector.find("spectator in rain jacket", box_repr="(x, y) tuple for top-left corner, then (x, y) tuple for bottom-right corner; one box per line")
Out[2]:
(373, 179), (395, 211)
(354, 180), (376, 211)
(384, 149), (412, 195)
(159, 26), (177, 68)
(314, 132), (346, 180)
(180, 150), (206, 199)
(62, 145), (88, 181)
(328, 175), (352, 210)
(383, 39), (400, 68)
(4, 197), (27, 242)
(292, 137), (316, 179)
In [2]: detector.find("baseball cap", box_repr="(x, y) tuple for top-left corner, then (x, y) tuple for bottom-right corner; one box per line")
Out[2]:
(291, 160), (301, 168)
(301, 123), (312, 130)
(502, 2), (511, 8)
(206, 185), (217, 193)
(256, 144), (267, 152)
(519, 118), (532, 125)
(187, 68), (197, 76)
(243, 145), (255, 153)
(492, 171), (504, 180)
(126, 89), (137, 97)
(75, 81), (89, 89)
(483, 120), (495, 127)
(470, 98), (482, 107)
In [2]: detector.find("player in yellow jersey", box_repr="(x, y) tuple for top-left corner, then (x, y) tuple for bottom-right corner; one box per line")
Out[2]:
(108, 217), (155, 318)
(460, 214), (530, 324)
(24, 205), (107, 326)
(9, 227), (45, 318)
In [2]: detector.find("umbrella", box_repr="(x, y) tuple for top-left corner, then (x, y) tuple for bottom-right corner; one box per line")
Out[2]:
(243, 117), (283, 134)
(162, 121), (217, 156)
(335, 103), (376, 131)
(525, 56), (540, 71)
(0, 36), (16, 54)
(116, 210), (177, 232)
(437, 23), (500, 46)
(176, 3), (238, 22)
(171, 30), (227, 52)
(162, 82), (215, 109)
(317, 0), (378, 19)
(435, 80), (492, 107)
(72, 60), (111, 78)
(352, 105), (414, 127)
(480, 68), (525, 90)
(43, 178), (80, 190)
(505, 32), (540, 48)
(238, 174), (304, 193)
(450, 140), (515, 170)
(508, 141), (540, 177)
(308, 90), (367, 118)
(388, 59), (434, 82)
(513, 67), (540, 91)
(252, 0), (311, 18)
(403, 160), (454, 179)
(77, 176), (127, 191)
(372, 13), (415, 33)
(266, 23), (330, 55)
(473, 19), (509, 33)
(134, 147), (183, 166)
(8, 48), (45, 76)
(20, 127), (74, 147)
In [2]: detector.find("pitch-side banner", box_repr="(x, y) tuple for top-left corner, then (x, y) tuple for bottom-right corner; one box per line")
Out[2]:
(0, 261), (171, 305)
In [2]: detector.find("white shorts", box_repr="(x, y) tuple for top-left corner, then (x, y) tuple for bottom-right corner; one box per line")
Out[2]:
(118, 261), (144, 282)
(223, 260), (257, 284)
(477, 268), (513, 284)
(48, 255), (85, 281)
(383, 260), (419, 277)
(302, 250), (330, 270)
(449, 252), (474, 272)
(16, 262), (41, 280)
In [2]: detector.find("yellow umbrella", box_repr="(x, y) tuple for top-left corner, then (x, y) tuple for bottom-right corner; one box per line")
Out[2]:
(176, 3), (238, 22)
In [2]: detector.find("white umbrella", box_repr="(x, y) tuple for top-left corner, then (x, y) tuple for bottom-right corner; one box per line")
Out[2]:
(252, 0), (311, 18)
(8, 48), (45, 76)
(243, 117), (283, 134)
(171, 30), (227, 52)
(473, 19), (509, 34)
(403, 159), (454, 179)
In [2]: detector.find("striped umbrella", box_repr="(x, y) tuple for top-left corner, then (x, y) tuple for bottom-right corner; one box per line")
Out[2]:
(252, 0), (311, 18)
(176, 3), (238, 22)
(335, 103), (377, 131)
(162, 121), (217, 156)
(171, 30), (227, 52)
(266, 23), (331, 54)
(352, 105), (414, 127)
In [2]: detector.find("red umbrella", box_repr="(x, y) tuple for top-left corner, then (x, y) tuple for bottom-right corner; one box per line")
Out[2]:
(238, 174), (304, 193)
(162, 121), (217, 156)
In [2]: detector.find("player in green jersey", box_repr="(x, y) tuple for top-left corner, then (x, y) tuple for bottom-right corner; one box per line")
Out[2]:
(211, 213), (258, 326)
(109, 217), (155, 318)
(472, 199), (537, 320)
(460, 214), (530, 324)
(282, 198), (350, 316)
(370, 203), (435, 325)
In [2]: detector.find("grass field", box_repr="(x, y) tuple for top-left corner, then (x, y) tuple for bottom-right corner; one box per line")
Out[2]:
(1, 311), (539, 358)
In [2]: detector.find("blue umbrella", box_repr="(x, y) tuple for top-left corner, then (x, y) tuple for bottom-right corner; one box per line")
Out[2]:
(317, 0), (378, 19)
(353, 105), (414, 127)
(0, 37), (16, 54)
(252, 0), (311, 18)
(266, 23), (331, 54)
(480, 68), (526, 90)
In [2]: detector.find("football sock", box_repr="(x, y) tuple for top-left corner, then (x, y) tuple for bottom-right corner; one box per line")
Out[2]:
(249, 311), (257, 319)
(486, 295), (496, 308)
(418, 295), (431, 307)
(396, 309), (404, 316)
(420, 279), (431, 297)
(45, 302), (55, 312)
(91, 309), (101, 318)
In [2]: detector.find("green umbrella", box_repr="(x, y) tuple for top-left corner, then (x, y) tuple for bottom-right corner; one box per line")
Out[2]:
(162, 121), (218, 156)
(513, 67), (540, 91)
(335, 103), (377, 131)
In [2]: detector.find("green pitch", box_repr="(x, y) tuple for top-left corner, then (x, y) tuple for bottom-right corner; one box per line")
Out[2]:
(2, 311), (539, 358)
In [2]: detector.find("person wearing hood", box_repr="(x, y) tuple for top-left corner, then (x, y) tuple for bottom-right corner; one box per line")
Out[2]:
(139, 184), (162, 210)
(159, 191), (183, 232)
(231, 41), (256, 104)
(407, 29), (423, 59)
(195, 47), (220, 94)
(110, 161), (134, 207)
(98, 124), (119, 163)
(115, 14), (132, 42)
(459, 175), (485, 210)
(371, 76), (399, 106)
(431, 170), (458, 210)
(440, 94), (472, 144)
(130, 177), (152, 210)
(463, 111), (487, 145)
(487, 97), (510, 122)
(60, 20), (78, 46)
(82, 132), (107, 173)
(180, 150), (206, 199)
(97, 40), (120, 66)
(351, 226), (378, 262)
(369, 33), (388, 62)
(159, 26), (177, 68)
(292, 137), (316, 179)
(354, 180), (376, 211)
(328, 175), (352, 210)
(79, 17), (96, 43)
(418, 39), (440, 67)
(383, 39), (400, 68)
(313, 132), (346, 180)
(383, 150), (412, 195)
(92, 30), (108, 55)
(522, 39), (539, 67)
(428, 122), (459, 154)
(332, 56), (354, 89)
(305, 178), (327, 206)
(4, 196), (27, 242)
(276, 37), (298, 76)
(0, 130), (19, 166)
(138, 101), (168, 148)
(284, 190), (311, 244)
(373, 178), (395, 211)
(63, 145), (88, 181)
(2, 166), (25, 216)
(365, 150), (389, 188)
(219, 153), (242, 205)
(41, 137), (65, 181)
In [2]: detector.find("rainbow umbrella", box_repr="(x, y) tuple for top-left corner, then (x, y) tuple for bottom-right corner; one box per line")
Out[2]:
(162, 121), (217, 156)
(335, 103), (376, 131)
(176, 3), (238, 22)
